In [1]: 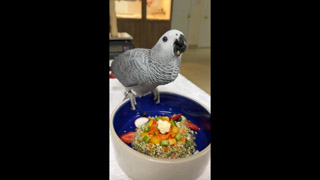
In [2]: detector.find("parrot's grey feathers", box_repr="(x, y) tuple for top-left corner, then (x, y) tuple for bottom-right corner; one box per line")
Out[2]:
(111, 29), (187, 109)
(111, 48), (150, 87)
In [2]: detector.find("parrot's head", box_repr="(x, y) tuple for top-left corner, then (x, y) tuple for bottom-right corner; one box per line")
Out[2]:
(152, 29), (187, 58)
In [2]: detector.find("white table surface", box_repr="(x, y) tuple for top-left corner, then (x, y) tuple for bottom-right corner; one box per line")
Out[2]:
(109, 73), (211, 180)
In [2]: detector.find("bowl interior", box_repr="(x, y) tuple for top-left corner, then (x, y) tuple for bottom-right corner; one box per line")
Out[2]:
(113, 92), (211, 151)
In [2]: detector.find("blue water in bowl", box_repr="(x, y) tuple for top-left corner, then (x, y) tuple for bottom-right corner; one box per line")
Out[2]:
(113, 92), (211, 151)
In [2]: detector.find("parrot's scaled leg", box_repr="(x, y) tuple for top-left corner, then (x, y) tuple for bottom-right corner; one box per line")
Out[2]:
(123, 90), (137, 110)
(128, 92), (137, 110)
(122, 91), (129, 101)
(133, 94), (137, 105)
(152, 88), (160, 104)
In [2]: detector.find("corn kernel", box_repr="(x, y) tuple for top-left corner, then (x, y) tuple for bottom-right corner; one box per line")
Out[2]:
(147, 120), (153, 127)
(141, 132), (148, 137)
(168, 138), (176, 145)
(151, 137), (160, 144)
(172, 127), (178, 134)
(162, 116), (169, 121)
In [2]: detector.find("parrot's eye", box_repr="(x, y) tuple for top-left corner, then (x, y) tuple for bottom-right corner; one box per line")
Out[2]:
(162, 36), (168, 42)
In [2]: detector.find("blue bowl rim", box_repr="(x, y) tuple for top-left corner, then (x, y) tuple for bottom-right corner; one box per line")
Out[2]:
(110, 91), (211, 163)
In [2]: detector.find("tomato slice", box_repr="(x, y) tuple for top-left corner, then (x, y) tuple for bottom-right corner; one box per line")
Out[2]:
(185, 120), (200, 131)
(119, 132), (136, 144)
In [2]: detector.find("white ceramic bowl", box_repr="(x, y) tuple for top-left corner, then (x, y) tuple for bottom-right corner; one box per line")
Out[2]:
(110, 92), (211, 180)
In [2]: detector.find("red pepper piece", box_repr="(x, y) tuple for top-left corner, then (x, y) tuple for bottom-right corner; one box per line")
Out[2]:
(185, 120), (200, 131)
(119, 132), (135, 144)
(171, 113), (182, 121)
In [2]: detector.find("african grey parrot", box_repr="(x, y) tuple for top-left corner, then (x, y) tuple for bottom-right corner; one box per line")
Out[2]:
(110, 29), (187, 110)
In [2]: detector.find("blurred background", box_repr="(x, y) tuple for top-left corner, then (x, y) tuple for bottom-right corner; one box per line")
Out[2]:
(109, 0), (211, 95)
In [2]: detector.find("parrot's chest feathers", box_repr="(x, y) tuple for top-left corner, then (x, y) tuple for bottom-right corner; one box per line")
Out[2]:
(148, 56), (180, 85)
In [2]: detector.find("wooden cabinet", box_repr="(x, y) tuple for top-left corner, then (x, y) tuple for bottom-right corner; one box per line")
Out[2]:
(112, 0), (172, 49)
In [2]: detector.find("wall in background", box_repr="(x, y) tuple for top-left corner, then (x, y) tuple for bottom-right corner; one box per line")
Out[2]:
(187, 0), (206, 46)
(170, 0), (192, 39)
(198, 0), (210, 48)
(171, 0), (210, 48)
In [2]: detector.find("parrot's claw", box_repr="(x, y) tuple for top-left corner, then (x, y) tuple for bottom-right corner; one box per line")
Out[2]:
(152, 88), (160, 104)
(124, 90), (137, 110)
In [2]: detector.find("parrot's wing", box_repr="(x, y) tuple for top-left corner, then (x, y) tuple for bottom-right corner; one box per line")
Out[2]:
(111, 49), (150, 87)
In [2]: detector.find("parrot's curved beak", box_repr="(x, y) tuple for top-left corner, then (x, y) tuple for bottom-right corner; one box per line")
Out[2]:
(173, 34), (187, 57)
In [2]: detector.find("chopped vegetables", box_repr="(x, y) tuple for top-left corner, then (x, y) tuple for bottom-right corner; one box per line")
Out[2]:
(160, 140), (169, 146)
(168, 138), (176, 145)
(171, 113), (182, 121)
(162, 116), (169, 121)
(141, 132), (148, 137)
(157, 120), (171, 134)
(170, 119), (176, 127)
(151, 137), (159, 144)
(119, 132), (136, 144)
(147, 119), (153, 127)
(132, 114), (197, 159)
(185, 140), (191, 148)
(175, 133), (181, 141)
(134, 117), (149, 128)
(143, 135), (150, 143)
(172, 127), (178, 134)
(181, 137), (186, 143)
(144, 125), (150, 132)
(185, 120), (200, 131)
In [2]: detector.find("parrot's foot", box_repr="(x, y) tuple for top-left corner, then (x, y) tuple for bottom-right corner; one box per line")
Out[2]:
(124, 90), (137, 110)
(152, 88), (160, 104)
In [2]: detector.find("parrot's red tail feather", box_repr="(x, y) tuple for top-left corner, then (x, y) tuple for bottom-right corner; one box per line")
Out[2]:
(109, 72), (116, 79)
